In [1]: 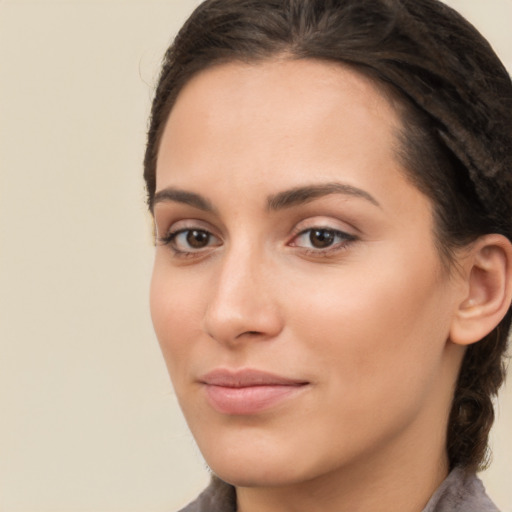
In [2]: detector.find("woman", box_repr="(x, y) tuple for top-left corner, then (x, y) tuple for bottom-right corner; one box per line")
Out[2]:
(144, 0), (512, 510)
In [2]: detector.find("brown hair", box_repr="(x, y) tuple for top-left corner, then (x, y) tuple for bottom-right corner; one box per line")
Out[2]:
(144, 0), (512, 472)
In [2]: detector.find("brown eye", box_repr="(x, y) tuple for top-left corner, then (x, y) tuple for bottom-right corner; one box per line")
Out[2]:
(309, 229), (335, 248)
(186, 229), (210, 248)
(160, 228), (221, 254)
(290, 226), (357, 254)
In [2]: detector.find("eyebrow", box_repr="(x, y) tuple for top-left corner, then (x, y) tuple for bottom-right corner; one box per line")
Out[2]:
(267, 182), (381, 211)
(152, 182), (380, 214)
(152, 187), (216, 213)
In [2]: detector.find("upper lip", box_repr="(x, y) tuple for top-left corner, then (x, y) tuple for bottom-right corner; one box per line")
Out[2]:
(199, 369), (309, 388)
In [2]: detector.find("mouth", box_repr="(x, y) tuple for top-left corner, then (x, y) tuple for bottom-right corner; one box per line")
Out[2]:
(199, 369), (310, 415)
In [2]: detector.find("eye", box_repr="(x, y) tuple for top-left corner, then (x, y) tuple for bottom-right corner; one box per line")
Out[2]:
(159, 228), (221, 254)
(290, 227), (356, 252)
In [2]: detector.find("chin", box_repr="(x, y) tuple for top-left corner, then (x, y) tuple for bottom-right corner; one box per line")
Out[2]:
(195, 428), (351, 491)
(213, 468), (279, 488)
(210, 460), (308, 489)
(195, 429), (312, 488)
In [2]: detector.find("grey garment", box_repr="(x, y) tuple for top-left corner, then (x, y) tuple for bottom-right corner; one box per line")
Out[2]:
(179, 476), (236, 512)
(422, 468), (499, 512)
(178, 468), (499, 512)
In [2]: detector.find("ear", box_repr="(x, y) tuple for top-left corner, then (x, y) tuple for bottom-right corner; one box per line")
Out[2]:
(450, 234), (512, 346)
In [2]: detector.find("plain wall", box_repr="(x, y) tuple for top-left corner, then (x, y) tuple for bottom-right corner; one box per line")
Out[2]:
(0, 1), (510, 511)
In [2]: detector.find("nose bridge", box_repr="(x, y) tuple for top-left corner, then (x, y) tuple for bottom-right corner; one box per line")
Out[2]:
(203, 237), (281, 344)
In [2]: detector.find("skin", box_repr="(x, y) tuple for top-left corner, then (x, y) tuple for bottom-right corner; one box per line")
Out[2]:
(150, 59), (471, 512)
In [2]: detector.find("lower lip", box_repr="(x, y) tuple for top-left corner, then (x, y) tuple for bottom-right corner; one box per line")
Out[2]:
(204, 384), (307, 415)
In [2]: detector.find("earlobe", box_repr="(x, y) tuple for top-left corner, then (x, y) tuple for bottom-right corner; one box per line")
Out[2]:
(450, 234), (512, 346)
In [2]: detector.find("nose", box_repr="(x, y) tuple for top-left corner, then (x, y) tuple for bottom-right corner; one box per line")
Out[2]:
(203, 245), (283, 347)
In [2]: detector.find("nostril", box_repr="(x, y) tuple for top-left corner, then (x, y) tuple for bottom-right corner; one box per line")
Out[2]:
(231, 330), (266, 340)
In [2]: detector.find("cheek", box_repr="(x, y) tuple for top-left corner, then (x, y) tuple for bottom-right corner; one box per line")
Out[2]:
(149, 260), (204, 377)
(288, 252), (452, 408)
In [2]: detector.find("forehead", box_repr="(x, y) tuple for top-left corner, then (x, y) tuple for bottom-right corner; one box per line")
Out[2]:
(171, 58), (397, 119)
(157, 59), (404, 192)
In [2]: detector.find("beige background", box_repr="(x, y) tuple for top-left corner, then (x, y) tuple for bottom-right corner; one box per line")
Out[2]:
(0, 1), (511, 511)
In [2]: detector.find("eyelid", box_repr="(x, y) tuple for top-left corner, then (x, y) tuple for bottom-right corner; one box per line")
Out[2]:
(153, 203), (224, 238)
(156, 218), (223, 257)
(289, 216), (357, 238)
(155, 218), (217, 240)
(289, 227), (356, 245)
(287, 217), (359, 257)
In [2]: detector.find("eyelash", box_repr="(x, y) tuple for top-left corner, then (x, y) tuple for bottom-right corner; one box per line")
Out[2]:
(157, 228), (220, 258)
(289, 227), (357, 257)
(157, 226), (357, 258)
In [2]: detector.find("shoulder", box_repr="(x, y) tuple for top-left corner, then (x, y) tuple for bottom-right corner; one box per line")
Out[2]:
(422, 468), (500, 512)
(177, 476), (236, 512)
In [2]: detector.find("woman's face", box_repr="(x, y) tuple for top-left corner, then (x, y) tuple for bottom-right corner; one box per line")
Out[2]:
(150, 59), (466, 488)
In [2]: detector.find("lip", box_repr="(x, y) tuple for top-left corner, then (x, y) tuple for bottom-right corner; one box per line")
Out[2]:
(199, 369), (309, 415)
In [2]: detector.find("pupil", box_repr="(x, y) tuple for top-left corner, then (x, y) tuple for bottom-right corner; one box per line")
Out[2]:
(310, 229), (334, 248)
(187, 230), (209, 248)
